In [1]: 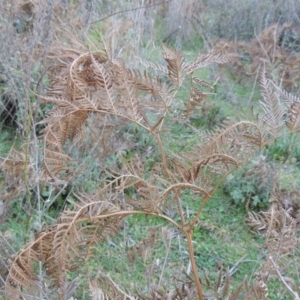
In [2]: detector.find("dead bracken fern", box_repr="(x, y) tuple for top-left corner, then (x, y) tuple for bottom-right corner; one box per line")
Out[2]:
(245, 189), (300, 299)
(5, 195), (127, 299)
(214, 23), (300, 91)
(4, 39), (300, 300)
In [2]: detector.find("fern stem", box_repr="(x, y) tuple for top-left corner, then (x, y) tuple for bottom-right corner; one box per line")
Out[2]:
(184, 230), (204, 300)
(174, 188), (186, 226)
(23, 90), (34, 208)
(153, 132), (170, 176)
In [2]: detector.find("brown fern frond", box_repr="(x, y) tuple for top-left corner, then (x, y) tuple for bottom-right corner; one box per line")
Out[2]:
(58, 279), (79, 300)
(185, 87), (209, 117)
(120, 80), (141, 122)
(184, 49), (236, 75)
(136, 57), (169, 74)
(162, 43), (184, 87)
(245, 211), (268, 232)
(5, 248), (40, 299)
(259, 72), (286, 137)
(127, 69), (158, 93)
(215, 264), (224, 294)
(108, 57), (165, 127)
(89, 51), (113, 91)
(41, 49), (117, 180)
(167, 158), (193, 183)
(37, 231), (66, 289)
(286, 101), (300, 132)
(276, 87), (300, 106)
(192, 77), (215, 89)
(222, 268), (230, 298)
(5, 228), (56, 299)
(127, 68), (172, 106)
(53, 198), (124, 272)
(43, 110), (89, 145)
(245, 188), (300, 296)
(246, 189), (300, 237)
(179, 119), (263, 190)
(6, 194), (129, 298)
(42, 124), (76, 179)
(42, 41), (187, 181)
(190, 87), (209, 105)
(164, 158), (211, 199)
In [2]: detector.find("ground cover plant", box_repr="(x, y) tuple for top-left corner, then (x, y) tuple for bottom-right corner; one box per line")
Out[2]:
(1, 1), (300, 299)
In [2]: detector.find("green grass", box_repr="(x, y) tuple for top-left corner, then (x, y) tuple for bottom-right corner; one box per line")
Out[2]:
(195, 194), (261, 278)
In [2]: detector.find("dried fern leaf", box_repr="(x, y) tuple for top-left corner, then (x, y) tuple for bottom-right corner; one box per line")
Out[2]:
(162, 43), (184, 87)
(123, 80), (141, 122)
(190, 87), (208, 105)
(5, 233), (52, 300)
(184, 49), (236, 74)
(58, 279), (79, 300)
(276, 87), (300, 106)
(246, 211), (269, 232)
(40, 95), (72, 106)
(90, 52), (114, 91)
(286, 101), (300, 132)
(215, 264), (223, 293)
(179, 119), (262, 190)
(185, 87), (209, 117)
(51, 196), (126, 282)
(125, 197), (156, 212)
(192, 77), (214, 89)
(6, 260), (39, 299)
(222, 268), (230, 298)
(42, 44), (177, 180)
(204, 269), (211, 287)
(259, 72), (286, 137)
(136, 56), (169, 74)
(127, 68), (172, 105)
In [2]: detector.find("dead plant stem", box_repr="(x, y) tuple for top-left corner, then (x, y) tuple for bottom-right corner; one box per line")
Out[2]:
(184, 230), (204, 300)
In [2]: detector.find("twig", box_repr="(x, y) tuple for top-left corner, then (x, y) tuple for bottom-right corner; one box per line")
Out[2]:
(228, 254), (247, 276)
(269, 256), (300, 299)
(158, 235), (172, 288)
(91, 0), (171, 24)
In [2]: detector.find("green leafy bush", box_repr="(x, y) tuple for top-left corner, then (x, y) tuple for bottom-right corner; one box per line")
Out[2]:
(265, 134), (300, 162)
(222, 156), (275, 208)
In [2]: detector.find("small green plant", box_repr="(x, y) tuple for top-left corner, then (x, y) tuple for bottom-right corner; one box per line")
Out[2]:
(222, 155), (275, 208)
(265, 133), (300, 162)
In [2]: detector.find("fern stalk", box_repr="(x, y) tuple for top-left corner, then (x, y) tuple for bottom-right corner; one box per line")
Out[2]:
(184, 229), (204, 300)
(23, 90), (34, 208)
